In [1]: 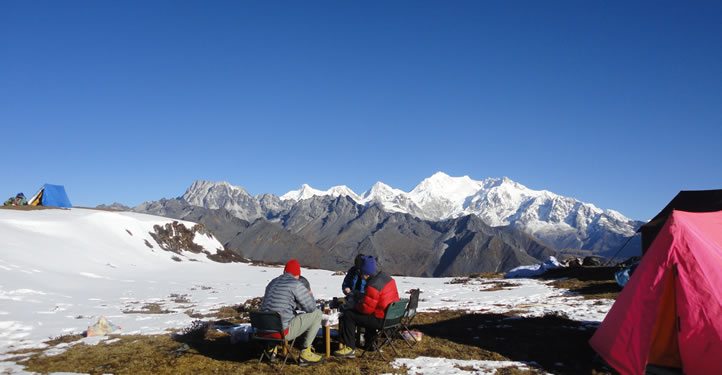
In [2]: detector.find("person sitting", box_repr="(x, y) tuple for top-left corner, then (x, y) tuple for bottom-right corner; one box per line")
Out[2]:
(260, 259), (323, 365)
(3, 193), (27, 206)
(341, 253), (367, 297)
(296, 275), (312, 311)
(334, 256), (400, 358)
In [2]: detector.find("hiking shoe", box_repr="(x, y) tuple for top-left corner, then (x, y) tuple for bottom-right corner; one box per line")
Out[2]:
(333, 346), (355, 358)
(299, 347), (323, 366)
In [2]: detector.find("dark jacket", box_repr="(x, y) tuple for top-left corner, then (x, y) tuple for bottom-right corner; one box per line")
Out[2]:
(342, 266), (366, 294)
(261, 273), (317, 329)
(355, 271), (399, 319)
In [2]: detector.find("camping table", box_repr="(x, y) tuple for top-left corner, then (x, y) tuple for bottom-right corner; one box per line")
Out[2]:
(321, 310), (340, 358)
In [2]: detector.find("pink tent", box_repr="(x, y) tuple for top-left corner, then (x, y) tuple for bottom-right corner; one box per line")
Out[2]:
(590, 210), (722, 375)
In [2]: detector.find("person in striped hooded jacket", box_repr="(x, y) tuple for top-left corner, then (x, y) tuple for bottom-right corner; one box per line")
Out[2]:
(260, 259), (323, 365)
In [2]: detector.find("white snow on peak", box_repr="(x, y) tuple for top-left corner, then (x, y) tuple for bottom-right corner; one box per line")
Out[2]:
(360, 181), (404, 202)
(280, 184), (360, 202)
(405, 172), (487, 218)
(183, 173), (637, 251)
(183, 180), (250, 209)
(327, 185), (360, 201)
(279, 172), (635, 234)
(280, 184), (322, 201)
(410, 172), (485, 203)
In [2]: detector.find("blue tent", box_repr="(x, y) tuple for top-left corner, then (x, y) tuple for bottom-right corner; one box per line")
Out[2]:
(29, 184), (72, 208)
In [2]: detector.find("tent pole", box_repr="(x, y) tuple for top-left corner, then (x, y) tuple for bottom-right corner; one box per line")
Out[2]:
(603, 234), (636, 266)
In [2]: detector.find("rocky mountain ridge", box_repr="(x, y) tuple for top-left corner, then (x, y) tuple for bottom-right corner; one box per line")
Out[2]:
(134, 196), (557, 276)
(180, 172), (643, 256)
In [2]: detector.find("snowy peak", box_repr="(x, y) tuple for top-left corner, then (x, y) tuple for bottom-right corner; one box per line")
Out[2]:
(179, 180), (263, 222)
(361, 181), (404, 201)
(280, 184), (360, 202)
(280, 184), (322, 201)
(176, 173), (639, 254)
(411, 172), (484, 200)
(409, 172), (483, 206)
(183, 180), (250, 209)
(326, 185), (360, 201)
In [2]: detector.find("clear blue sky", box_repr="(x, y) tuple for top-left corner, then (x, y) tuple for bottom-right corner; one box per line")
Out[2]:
(2, 1), (721, 220)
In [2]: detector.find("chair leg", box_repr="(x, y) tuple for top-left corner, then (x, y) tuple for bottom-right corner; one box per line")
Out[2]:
(383, 329), (400, 356)
(361, 337), (387, 362)
(279, 337), (297, 369)
(399, 323), (418, 347)
(258, 343), (274, 365)
(363, 328), (404, 362)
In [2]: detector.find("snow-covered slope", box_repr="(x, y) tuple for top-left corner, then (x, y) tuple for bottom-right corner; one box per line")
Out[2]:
(0, 207), (613, 374)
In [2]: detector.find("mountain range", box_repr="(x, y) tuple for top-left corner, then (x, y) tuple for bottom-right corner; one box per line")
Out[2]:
(126, 172), (643, 276)
(276, 172), (642, 252)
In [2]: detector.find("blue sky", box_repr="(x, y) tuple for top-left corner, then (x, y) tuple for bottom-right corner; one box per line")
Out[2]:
(2, 1), (720, 220)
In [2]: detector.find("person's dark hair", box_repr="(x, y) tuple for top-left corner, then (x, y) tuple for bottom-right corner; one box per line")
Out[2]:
(354, 253), (365, 268)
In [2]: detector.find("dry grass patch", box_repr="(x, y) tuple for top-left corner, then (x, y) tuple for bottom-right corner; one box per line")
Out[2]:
(412, 310), (616, 374)
(170, 293), (191, 304)
(469, 272), (505, 279)
(45, 334), (85, 346)
(0, 205), (60, 211)
(480, 281), (518, 292)
(547, 279), (621, 300)
(19, 333), (403, 375)
(496, 367), (548, 375)
(16, 308), (616, 375)
(184, 296), (263, 323)
(447, 272), (506, 285)
(123, 303), (173, 314)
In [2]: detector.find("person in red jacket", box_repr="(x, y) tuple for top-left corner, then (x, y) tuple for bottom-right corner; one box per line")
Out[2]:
(334, 255), (400, 358)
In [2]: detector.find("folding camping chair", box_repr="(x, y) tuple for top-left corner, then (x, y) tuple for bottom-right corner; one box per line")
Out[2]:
(399, 288), (420, 347)
(249, 311), (297, 369)
(360, 299), (409, 361)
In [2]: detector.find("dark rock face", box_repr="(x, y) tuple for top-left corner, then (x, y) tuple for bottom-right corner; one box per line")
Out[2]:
(172, 178), (645, 259)
(133, 198), (323, 268)
(133, 195), (559, 276)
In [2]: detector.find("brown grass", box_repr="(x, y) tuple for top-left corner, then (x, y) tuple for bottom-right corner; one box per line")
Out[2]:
(547, 279), (621, 300)
(0, 205), (60, 211)
(123, 303), (173, 314)
(17, 308), (618, 375)
(469, 272), (505, 279)
(45, 334), (86, 346)
(170, 294), (192, 304)
(480, 281), (518, 292)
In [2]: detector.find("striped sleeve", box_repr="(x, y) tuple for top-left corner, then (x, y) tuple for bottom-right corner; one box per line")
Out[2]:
(294, 282), (317, 313)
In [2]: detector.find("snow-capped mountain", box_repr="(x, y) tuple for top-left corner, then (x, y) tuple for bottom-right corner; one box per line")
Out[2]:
(280, 184), (360, 202)
(180, 180), (290, 221)
(358, 182), (424, 216)
(166, 172), (642, 256)
(277, 172), (641, 251)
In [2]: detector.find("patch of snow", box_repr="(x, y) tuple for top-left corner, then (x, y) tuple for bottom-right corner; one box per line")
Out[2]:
(389, 356), (549, 375)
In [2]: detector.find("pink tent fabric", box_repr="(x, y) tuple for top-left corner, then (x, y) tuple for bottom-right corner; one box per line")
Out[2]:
(590, 210), (722, 375)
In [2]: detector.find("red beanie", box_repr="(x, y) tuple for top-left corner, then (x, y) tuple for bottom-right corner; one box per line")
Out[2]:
(284, 259), (301, 276)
